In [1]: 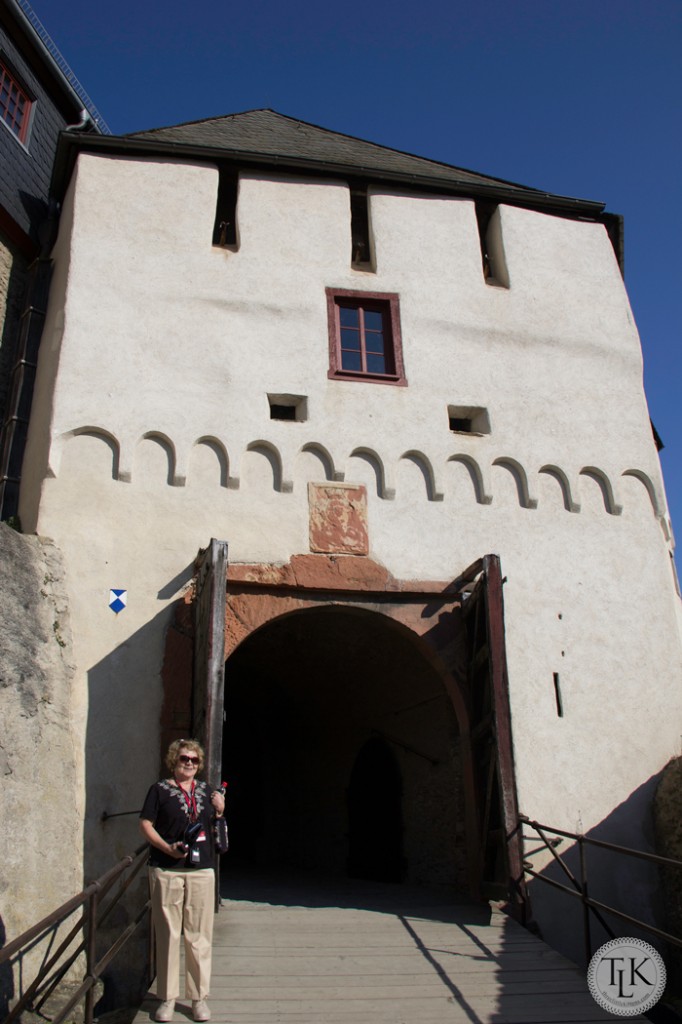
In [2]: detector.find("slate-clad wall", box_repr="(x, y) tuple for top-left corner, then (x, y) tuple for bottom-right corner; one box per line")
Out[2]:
(0, 6), (85, 508)
(0, 20), (77, 242)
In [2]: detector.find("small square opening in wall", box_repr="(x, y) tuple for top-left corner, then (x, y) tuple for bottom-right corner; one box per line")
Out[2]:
(268, 394), (308, 422)
(450, 416), (472, 432)
(447, 405), (491, 435)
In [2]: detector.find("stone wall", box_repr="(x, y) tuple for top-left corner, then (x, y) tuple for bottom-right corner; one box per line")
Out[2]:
(0, 522), (81, 1013)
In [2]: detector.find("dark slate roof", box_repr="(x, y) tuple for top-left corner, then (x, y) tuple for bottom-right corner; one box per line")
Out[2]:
(52, 108), (607, 219)
(125, 108), (556, 202)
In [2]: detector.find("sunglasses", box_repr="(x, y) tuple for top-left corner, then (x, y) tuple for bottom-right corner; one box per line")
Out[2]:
(178, 755), (200, 765)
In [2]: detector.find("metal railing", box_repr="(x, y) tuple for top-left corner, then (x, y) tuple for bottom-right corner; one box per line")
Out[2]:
(0, 845), (151, 1024)
(520, 815), (682, 962)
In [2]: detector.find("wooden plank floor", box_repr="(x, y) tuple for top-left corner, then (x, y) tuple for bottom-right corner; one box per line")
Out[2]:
(133, 866), (648, 1024)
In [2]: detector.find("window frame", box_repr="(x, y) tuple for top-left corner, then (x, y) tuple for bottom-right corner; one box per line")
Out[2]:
(0, 57), (34, 146)
(326, 288), (406, 386)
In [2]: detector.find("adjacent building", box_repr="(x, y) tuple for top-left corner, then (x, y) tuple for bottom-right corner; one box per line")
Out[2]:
(0, 0), (105, 517)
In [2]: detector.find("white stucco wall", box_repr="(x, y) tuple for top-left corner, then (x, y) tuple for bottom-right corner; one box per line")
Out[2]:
(19, 152), (682, 954)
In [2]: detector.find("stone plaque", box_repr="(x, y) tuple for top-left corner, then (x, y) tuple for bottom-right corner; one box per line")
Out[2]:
(308, 483), (369, 555)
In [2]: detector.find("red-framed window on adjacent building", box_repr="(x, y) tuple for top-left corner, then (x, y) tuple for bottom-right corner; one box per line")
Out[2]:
(0, 60), (33, 144)
(326, 289), (406, 386)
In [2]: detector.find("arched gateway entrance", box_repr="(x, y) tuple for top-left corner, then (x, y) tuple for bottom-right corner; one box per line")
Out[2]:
(223, 604), (463, 887)
(163, 547), (525, 912)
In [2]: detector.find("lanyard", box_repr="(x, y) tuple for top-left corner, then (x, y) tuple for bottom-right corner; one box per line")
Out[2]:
(179, 782), (198, 821)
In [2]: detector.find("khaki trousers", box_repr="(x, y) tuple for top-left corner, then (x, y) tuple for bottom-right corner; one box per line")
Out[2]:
(149, 867), (215, 1000)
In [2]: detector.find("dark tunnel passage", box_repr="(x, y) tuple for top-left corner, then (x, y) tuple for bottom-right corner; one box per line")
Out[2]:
(221, 604), (469, 889)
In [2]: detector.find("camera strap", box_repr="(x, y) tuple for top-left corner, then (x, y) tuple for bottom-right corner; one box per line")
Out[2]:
(180, 781), (198, 822)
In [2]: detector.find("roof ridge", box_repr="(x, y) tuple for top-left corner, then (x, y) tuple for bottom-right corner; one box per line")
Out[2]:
(124, 107), (274, 138)
(125, 108), (544, 193)
(254, 109), (548, 195)
(73, 108), (602, 212)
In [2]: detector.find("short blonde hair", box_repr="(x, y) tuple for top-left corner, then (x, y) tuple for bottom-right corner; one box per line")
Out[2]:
(165, 738), (205, 773)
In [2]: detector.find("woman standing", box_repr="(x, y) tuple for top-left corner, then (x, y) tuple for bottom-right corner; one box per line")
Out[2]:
(139, 739), (225, 1023)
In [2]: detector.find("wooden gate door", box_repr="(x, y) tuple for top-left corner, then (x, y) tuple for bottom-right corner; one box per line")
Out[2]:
(192, 538), (228, 908)
(458, 554), (526, 916)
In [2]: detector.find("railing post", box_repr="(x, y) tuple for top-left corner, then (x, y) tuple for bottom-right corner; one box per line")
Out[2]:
(149, 897), (156, 988)
(84, 888), (99, 1024)
(578, 835), (592, 963)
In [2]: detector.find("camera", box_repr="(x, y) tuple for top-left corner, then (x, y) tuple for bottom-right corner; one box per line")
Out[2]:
(183, 821), (203, 864)
(183, 821), (203, 847)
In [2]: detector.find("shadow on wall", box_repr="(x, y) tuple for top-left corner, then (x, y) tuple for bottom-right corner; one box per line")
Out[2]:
(0, 915), (13, 1021)
(0, 245), (29, 427)
(653, 755), (682, 993)
(523, 769), (668, 969)
(17, 192), (48, 242)
(84, 603), (180, 1013)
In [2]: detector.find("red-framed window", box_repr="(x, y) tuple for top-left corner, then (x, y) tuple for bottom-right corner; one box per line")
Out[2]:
(0, 60), (33, 144)
(326, 289), (406, 386)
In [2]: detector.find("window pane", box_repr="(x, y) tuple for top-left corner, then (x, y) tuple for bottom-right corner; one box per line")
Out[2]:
(341, 328), (361, 350)
(366, 353), (387, 374)
(0, 64), (29, 139)
(328, 290), (403, 383)
(339, 306), (360, 328)
(365, 331), (385, 354)
(364, 310), (384, 332)
(341, 350), (362, 372)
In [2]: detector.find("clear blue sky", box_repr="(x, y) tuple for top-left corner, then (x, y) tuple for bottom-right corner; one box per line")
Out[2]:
(33, 0), (682, 571)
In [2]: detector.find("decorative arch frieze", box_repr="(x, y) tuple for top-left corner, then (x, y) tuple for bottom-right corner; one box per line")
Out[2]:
(132, 431), (180, 486)
(298, 442), (339, 483)
(538, 465), (580, 513)
(54, 426), (122, 481)
(398, 450), (444, 501)
(621, 469), (663, 519)
(348, 447), (395, 500)
(579, 466), (623, 516)
(189, 436), (231, 488)
(446, 454), (492, 505)
(492, 457), (538, 509)
(243, 440), (292, 493)
(49, 425), (664, 530)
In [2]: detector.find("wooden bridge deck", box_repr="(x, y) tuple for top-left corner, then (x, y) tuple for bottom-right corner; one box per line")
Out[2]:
(132, 867), (647, 1024)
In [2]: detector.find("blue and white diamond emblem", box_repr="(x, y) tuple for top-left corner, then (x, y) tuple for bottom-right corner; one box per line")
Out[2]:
(109, 589), (127, 614)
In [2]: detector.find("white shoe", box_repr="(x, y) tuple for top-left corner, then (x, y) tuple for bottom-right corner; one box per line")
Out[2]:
(155, 1000), (175, 1022)
(192, 999), (210, 1021)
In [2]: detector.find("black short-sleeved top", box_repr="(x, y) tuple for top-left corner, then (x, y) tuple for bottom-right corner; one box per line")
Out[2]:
(140, 779), (215, 869)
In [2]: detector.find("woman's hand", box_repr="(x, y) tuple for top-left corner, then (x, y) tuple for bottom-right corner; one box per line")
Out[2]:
(211, 790), (226, 817)
(140, 818), (187, 859)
